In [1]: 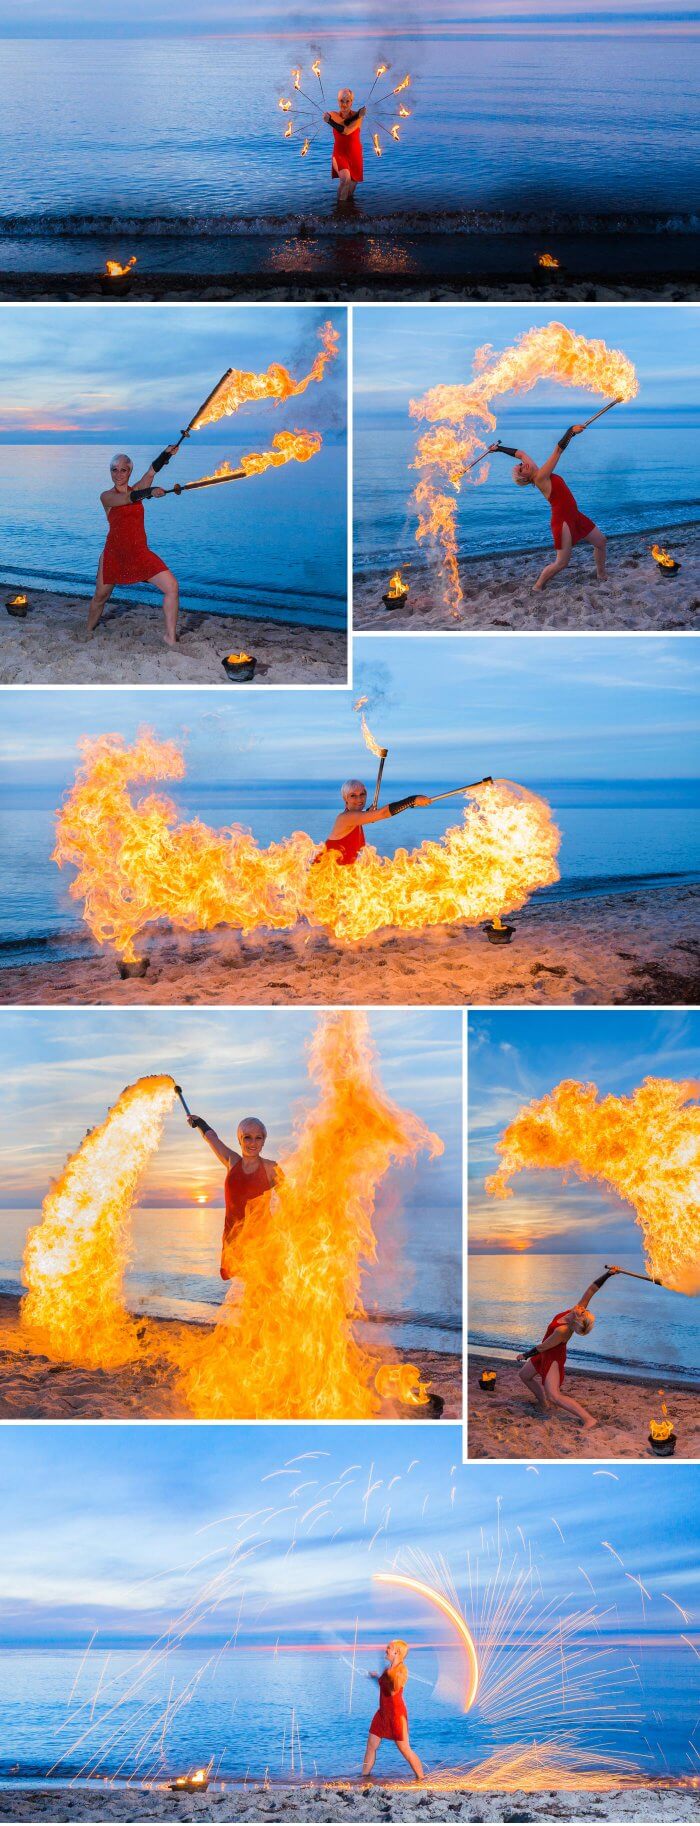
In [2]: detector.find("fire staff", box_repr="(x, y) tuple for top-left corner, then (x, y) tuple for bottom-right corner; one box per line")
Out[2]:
(186, 1113), (282, 1280)
(508, 425), (608, 592)
(322, 780), (430, 866)
(518, 1265), (622, 1431)
(87, 446), (181, 645)
(324, 89), (366, 207)
(362, 1640), (425, 1782)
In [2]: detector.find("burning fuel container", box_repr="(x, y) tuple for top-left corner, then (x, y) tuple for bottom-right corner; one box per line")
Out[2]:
(118, 957), (150, 980)
(169, 1777), (210, 1795)
(655, 559), (681, 577)
(382, 587), (409, 612)
(99, 272), (135, 298)
(222, 654), (257, 682)
(484, 921), (515, 945)
(532, 256), (566, 285)
(479, 1369), (497, 1393)
(648, 1429), (677, 1458)
(392, 1390), (445, 1420)
(5, 593), (29, 617)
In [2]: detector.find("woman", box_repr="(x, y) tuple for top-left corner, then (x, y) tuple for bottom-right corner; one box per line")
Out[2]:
(187, 1111), (281, 1280)
(87, 447), (180, 644)
(323, 89), (366, 208)
(511, 425), (608, 592)
(362, 1640), (424, 1783)
(321, 779), (431, 866)
(518, 1265), (621, 1430)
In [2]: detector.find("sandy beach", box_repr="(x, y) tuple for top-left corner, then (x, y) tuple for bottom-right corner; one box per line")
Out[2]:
(0, 1782), (697, 1822)
(467, 1356), (700, 1460)
(354, 521), (699, 632)
(0, 585), (347, 686)
(0, 1295), (460, 1421)
(2, 882), (698, 1009)
(0, 275), (697, 305)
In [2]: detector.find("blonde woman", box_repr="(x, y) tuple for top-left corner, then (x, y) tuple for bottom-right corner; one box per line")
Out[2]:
(362, 1639), (424, 1781)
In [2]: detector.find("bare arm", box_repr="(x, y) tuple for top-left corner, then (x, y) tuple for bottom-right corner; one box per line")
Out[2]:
(578, 1265), (620, 1308)
(324, 107), (366, 134)
(187, 1116), (238, 1168)
(531, 1320), (571, 1356)
(330, 795), (430, 838)
(532, 425), (585, 487)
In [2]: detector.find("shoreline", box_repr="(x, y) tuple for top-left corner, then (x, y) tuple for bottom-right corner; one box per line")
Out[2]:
(466, 1356), (700, 1460)
(0, 1782), (697, 1822)
(468, 1341), (700, 1392)
(354, 520), (700, 631)
(0, 274), (697, 306)
(0, 583), (347, 686)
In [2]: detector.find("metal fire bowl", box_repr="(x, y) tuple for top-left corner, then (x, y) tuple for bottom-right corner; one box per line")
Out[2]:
(222, 656), (257, 682)
(648, 1433), (677, 1457)
(656, 561), (681, 577)
(386, 1391), (445, 1421)
(532, 262), (566, 283)
(5, 597), (28, 617)
(99, 274), (134, 297)
(117, 957), (150, 980)
(382, 590), (409, 612)
(169, 1781), (210, 1795)
(479, 1378), (497, 1393)
(484, 922), (515, 945)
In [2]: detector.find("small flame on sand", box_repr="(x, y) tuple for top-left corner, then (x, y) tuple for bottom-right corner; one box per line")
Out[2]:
(225, 652), (252, 664)
(192, 321), (338, 427)
(22, 1075), (175, 1368)
(53, 734), (561, 963)
(104, 256), (137, 277)
(376, 1362), (431, 1406)
(373, 134), (382, 157)
(386, 569), (408, 598)
(651, 543), (676, 568)
(650, 1394), (674, 1441)
(410, 322), (639, 613)
(486, 1076), (700, 1294)
(9, 593), (27, 606)
(537, 253), (560, 268)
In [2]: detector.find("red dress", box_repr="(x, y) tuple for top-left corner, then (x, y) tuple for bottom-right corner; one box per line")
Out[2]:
(370, 1670), (408, 1741)
(548, 474), (595, 551)
(332, 123), (364, 183)
(102, 500), (166, 586)
(530, 1310), (571, 1387)
(221, 1158), (271, 1279)
(324, 825), (366, 866)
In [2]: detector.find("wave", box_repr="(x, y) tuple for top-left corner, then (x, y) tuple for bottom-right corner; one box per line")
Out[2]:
(1, 207), (698, 239)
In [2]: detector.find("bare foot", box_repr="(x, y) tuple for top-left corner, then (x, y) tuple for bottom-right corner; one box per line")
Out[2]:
(581, 1415), (598, 1431)
(532, 581), (545, 593)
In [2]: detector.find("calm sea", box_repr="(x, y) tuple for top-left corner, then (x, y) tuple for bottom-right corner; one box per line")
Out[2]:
(0, 35), (697, 277)
(354, 406), (700, 576)
(0, 1636), (695, 1782)
(468, 1252), (700, 1385)
(0, 444), (347, 629)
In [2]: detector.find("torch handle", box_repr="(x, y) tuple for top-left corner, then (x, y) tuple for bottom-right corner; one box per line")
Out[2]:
(426, 777), (493, 803)
(174, 1085), (192, 1118)
(579, 399), (621, 432)
(371, 754), (387, 810)
(606, 1264), (663, 1286)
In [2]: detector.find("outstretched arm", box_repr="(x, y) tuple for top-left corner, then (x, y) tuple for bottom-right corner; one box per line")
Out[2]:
(187, 1116), (238, 1168)
(578, 1265), (621, 1308)
(331, 795), (430, 836)
(533, 425), (585, 484)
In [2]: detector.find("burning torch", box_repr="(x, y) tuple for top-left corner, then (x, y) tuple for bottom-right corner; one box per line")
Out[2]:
(173, 1084), (192, 1119)
(160, 468), (246, 497)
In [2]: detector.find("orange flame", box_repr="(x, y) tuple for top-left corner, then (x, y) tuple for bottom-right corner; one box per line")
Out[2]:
(390, 124), (400, 141)
(21, 1075), (175, 1368)
(53, 734), (561, 964)
(278, 97), (292, 112)
(301, 138), (311, 157)
(486, 1076), (700, 1294)
(375, 63), (389, 77)
(393, 74), (411, 93)
(376, 1362), (431, 1406)
(651, 543), (676, 568)
(373, 134), (382, 157)
(180, 1013), (441, 1418)
(192, 458), (240, 485)
(398, 104), (411, 117)
(284, 120), (293, 139)
(386, 569), (408, 598)
(8, 593), (27, 606)
(650, 1394), (674, 1440)
(104, 256), (137, 277)
(192, 321), (339, 428)
(311, 58), (322, 78)
(292, 68), (302, 89)
(537, 253), (560, 268)
(358, 708), (386, 759)
(238, 428), (322, 477)
(410, 322), (639, 613)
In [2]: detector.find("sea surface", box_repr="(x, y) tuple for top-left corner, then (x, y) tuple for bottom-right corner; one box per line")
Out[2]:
(1, 777), (698, 971)
(468, 1252), (700, 1386)
(0, 34), (697, 277)
(0, 443), (347, 628)
(353, 405), (700, 575)
(0, 1636), (694, 1782)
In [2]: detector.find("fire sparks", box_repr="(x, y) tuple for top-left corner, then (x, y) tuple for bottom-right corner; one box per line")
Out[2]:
(180, 1013), (441, 1419)
(104, 256), (137, 277)
(537, 252), (560, 268)
(21, 1075), (175, 1369)
(373, 1572), (480, 1710)
(191, 321), (338, 427)
(410, 322), (639, 613)
(386, 569), (408, 599)
(53, 734), (561, 961)
(486, 1076), (700, 1294)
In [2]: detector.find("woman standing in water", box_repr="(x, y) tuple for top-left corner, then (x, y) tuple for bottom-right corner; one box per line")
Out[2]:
(324, 89), (366, 208)
(187, 1111), (282, 1280)
(362, 1640), (424, 1782)
(87, 447), (180, 644)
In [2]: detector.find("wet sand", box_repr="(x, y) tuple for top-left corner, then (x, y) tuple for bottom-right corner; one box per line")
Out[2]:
(0, 1783), (696, 1822)
(354, 521), (699, 632)
(2, 883), (698, 1008)
(1, 274), (697, 304)
(0, 585), (347, 686)
(0, 1295), (460, 1421)
(467, 1355), (700, 1460)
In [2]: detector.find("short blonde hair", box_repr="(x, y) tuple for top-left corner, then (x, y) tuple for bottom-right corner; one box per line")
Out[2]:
(110, 453), (133, 477)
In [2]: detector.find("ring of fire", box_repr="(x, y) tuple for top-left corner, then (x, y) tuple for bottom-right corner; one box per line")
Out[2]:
(373, 1572), (479, 1711)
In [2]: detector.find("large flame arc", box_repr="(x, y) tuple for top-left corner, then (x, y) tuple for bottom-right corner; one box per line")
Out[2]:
(373, 1572), (480, 1711)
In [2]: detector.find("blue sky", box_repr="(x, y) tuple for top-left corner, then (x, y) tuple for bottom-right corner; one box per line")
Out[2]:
(0, 307), (346, 444)
(468, 1009), (699, 1254)
(0, 1425), (698, 1645)
(354, 305), (700, 412)
(0, 2), (694, 35)
(1, 639), (697, 785)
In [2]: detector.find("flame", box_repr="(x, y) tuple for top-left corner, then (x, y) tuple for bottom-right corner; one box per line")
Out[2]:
(301, 138), (311, 157)
(191, 321), (339, 428)
(486, 1077), (700, 1295)
(173, 1769), (208, 1789)
(238, 428), (322, 477)
(376, 1362), (431, 1406)
(373, 134), (382, 157)
(284, 121), (293, 139)
(104, 256), (137, 278)
(21, 1075), (175, 1368)
(410, 322), (639, 613)
(393, 74), (411, 93)
(651, 543), (676, 568)
(386, 569), (408, 598)
(650, 1395), (674, 1440)
(180, 1013), (441, 1419)
(293, 67), (302, 89)
(375, 62), (388, 77)
(8, 593), (27, 606)
(398, 105), (411, 117)
(373, 1573), (479, 1711)
(53, 734), (561, 964)
(311, 58), (322, 78)
(390, 124), (400, 141)
(278, 97), (292, 111)
(193, 458), (240, 485)
(480, 1368), (496, 1383)
(225, 651), (253, 664)
(358, 710), (387, 759)
(537, 253), (560, 268)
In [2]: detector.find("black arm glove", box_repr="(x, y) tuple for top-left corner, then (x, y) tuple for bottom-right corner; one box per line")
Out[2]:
(494, 442), (519, 457)
(388, 795), (418, 816)
(151, 447), (173, 474)
(189, 1115), (211, 1135)
(129, 487), (154, 502)
(591, 1269), (614, 1291)
(557, 426), (576, 451)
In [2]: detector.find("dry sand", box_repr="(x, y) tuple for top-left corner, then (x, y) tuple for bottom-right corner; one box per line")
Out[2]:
(466, 1356), (700, 1460)
(0, 585), (347, 687)
(354, 522), (699, 632)
(0, 1783), (697, 1822)
(0, 1295), (460, 1422)
(2, 883), (698, 1008)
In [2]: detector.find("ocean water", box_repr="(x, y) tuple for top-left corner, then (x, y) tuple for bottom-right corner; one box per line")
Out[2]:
(468, 1253), (700, 1385)
(0, 1636), (695, 1782)
(1, 778), (698, 967)
(0, 443), (347, 629)
(0, 35), (697, 277)
(353, 405), (700, 576)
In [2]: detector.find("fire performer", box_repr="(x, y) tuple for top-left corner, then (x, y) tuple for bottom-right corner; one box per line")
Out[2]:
(363, 1640), (425, 1782)
(87, 448), (181, 645)
(518, 1265), (622, 1430)
(322, 780), (430, 866)
(186, 1113), (282, 1280)
(510, 426), (608, 591)
(323, 89), (366, 207)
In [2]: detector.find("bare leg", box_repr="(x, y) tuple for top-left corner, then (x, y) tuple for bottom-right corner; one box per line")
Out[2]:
(544, 1361), (597, 1430)
(362, 1732), (381, 1778)
(87, 556), (113, 632)
(519, 1362), (548, 1411)
(533, 523), (573, 592)
(584, 526), (608, 580)
(336, 169), (355, 208)
(150, 569), (179, 646)
(396, 1736), (424, 1781)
